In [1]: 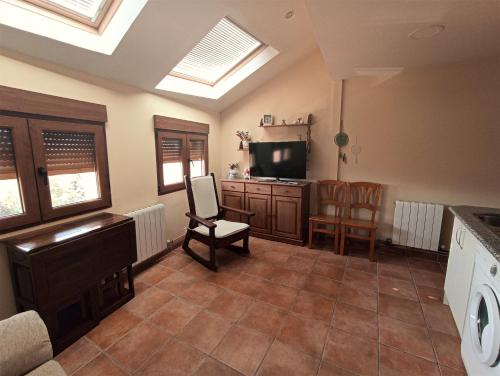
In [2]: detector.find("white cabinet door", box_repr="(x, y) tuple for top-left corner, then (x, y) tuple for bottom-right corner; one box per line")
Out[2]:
(444, 217), (475, 337)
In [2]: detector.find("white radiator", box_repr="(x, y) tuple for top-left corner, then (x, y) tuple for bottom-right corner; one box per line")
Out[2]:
(126, 204), (168, 265)
(392, 200), (444, 251)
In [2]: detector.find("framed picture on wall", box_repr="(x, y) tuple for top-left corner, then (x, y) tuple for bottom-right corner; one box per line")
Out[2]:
(262, 114), (273, 126)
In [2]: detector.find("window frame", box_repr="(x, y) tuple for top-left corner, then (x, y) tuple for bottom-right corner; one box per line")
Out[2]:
(154, 115), (209, 195)
(0, 115), (41, 231)
(0, 85), (110, 234)
(19, 0), (122, 34)
(28, 118), (112, 221)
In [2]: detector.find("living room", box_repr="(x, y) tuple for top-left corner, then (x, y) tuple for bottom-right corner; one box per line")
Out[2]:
(0, 1), (499, 375)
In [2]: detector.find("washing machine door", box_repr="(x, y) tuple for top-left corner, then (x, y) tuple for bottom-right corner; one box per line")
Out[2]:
(469, 284), (500, 367)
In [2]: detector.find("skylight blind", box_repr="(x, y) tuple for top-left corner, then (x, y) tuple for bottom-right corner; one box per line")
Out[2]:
(45, 0), (107, 20)
(189, 139), (205, 161)
(170, 17), (262, 85)
(162, 137), (183, 163)
(43, 131), (97, 175)
(0, 128), (16, 179)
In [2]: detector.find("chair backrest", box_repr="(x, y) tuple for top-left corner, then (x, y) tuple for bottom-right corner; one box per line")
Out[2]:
(317, 180), (346, 217)
(347, 182), (382, 223)
(185, 173), (219, 219)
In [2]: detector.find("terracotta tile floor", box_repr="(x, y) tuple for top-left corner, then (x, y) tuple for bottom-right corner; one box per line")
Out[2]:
(56, 237), (464, 376)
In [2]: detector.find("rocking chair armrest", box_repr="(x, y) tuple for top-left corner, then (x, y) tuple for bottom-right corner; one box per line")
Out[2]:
(185, 212), (217, 229)
(220, 205), (255, 217)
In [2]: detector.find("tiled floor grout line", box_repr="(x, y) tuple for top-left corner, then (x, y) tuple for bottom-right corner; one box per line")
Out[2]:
(67, 239), (459, 376)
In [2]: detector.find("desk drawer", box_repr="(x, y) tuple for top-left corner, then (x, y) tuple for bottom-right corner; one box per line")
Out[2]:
(221, 181), (245, 192)
(246, 183), (271, 195)
(272, 185), (302, 198)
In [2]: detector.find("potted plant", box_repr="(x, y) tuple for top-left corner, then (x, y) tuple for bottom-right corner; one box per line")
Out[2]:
(236, 131), (251, 150)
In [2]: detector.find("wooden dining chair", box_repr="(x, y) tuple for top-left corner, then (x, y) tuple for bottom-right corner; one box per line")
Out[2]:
(308, 180), (346, 253)
(183, 173), (254, 271)
(340, 182), (382, 261)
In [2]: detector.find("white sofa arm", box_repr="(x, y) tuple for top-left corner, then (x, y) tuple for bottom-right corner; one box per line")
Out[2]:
(0, 311), (53, 376)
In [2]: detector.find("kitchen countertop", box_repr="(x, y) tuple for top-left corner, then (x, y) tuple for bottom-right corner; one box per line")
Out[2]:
(450, 205), (500, 262)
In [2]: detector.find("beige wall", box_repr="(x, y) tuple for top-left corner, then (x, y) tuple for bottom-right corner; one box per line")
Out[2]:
(220, 51), (500, 245)
(341, 58), (500, 242)
(220, 51), (339, 183)
(0, 52), (221, 319)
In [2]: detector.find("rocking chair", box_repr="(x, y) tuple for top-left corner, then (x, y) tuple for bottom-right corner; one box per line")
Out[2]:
(183, 173), (254, 271)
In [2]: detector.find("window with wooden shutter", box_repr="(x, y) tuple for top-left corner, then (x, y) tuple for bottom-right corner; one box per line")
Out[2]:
(0, 85), (111, 233)
(154, 116), (209, 195)
(28, 119), (111, 220)
(188, 135), (207, 178)
(161, 133), (185, 187)
(0, 116), (41, 230)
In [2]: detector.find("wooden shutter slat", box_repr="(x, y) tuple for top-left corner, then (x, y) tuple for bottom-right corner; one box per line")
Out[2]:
(43, 131), (97, 175)
(161, 137), (183, 163)
(189, 139), (205, 161)
(0, 127), (17, 179)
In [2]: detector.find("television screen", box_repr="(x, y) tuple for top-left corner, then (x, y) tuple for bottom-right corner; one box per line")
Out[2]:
(249, 141), (307, 179)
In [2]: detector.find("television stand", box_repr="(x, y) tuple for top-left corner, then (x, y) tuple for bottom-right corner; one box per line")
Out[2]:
(220, 179), (310, 245)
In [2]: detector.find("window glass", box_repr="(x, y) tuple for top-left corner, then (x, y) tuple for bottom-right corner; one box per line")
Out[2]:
(161, 137), (184, 186)
(43, 130), (100, 207)
(189, 138), (205, 178)
(0, 128), (24, 218)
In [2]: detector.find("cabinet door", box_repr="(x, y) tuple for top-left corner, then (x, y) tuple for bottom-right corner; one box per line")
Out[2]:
(246, 193), (271, 234)
(272, 196), (302, 239)
(444, 217), (475, 337)
(222, 191), (245, 222)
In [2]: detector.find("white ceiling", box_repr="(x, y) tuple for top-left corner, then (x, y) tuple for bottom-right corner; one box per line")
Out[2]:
(0, 0), (318, 111)
(306, 0), (500, 79)
(1, 1), (499, 111)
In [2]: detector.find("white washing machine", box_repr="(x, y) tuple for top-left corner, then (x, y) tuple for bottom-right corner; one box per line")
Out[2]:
(462, 246), (500, 375)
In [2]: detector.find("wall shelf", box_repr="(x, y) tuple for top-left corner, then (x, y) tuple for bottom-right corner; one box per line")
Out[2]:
(258, 123), (312, 128)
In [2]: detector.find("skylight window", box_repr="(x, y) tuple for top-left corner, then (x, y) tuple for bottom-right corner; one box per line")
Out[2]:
(0, 0), (146, 54)
(40, 0), (106, 20)
(169, 17), (263, 86)
(23, 0), (116, 29)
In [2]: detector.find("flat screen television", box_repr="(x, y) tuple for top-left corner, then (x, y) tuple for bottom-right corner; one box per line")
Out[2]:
(249, 141), (307, 180)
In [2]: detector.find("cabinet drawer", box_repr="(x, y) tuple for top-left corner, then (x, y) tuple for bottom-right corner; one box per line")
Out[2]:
(272, 185), (302, 198)
(222, 181), (245, 192)
(246, 183), (271, 195)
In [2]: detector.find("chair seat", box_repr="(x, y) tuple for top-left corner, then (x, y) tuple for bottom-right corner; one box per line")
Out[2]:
(309, 214), (341, 224)
(193, 220), (249, 238)
(341, 218), (377, 229)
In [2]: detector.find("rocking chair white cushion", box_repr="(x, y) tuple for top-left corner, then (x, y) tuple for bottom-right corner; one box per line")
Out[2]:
(191, 176), (219, 219)
(193, 220), (249, 238)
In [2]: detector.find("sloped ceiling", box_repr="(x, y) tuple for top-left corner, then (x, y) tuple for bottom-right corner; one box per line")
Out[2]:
(0, 0), (319, 111)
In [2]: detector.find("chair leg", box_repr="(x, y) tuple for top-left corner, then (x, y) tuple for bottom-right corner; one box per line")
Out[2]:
(369, 230), (376, 262)
(340, 225), (346, 256)
(243, 235), (250, 254)
(209, 240), (217, 270)
(334, 225), (339, 254)
(308, 222), (313, 249)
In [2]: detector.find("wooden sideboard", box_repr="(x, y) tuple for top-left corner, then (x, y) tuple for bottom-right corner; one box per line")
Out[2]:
(221, 179), (310, 245)
(3, 213), (137, 354)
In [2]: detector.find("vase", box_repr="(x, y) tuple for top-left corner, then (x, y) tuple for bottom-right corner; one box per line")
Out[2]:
(228, 169), (238, 179)
(242, 140), (249, 149)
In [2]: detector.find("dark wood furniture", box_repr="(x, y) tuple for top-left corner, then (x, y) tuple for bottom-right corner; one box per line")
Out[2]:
(2, 213), (137, 355)
(183, 173), (254, 271)
(308, 180), (346, 253)
(221, 179), (310, 245)
(340, 182), (382, 261)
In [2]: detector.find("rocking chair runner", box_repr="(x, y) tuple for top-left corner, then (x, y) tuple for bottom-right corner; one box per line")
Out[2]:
(183, 173), (255, 271)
